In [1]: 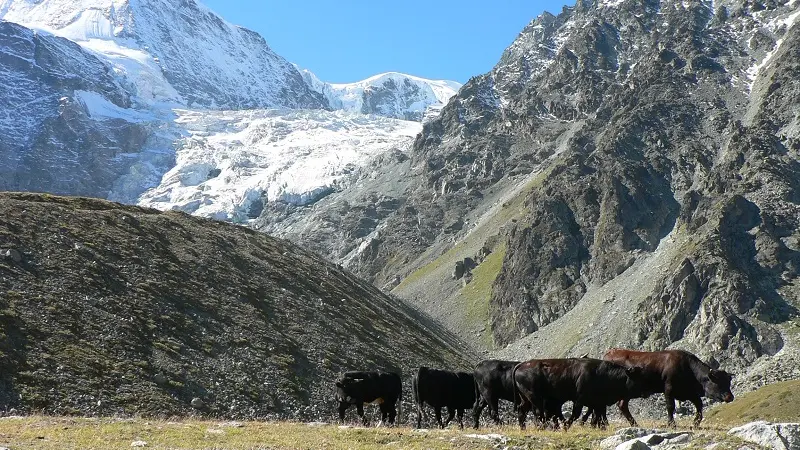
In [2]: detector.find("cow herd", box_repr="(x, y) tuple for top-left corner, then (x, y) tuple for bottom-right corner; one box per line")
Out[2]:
(333, 349), (735, 430)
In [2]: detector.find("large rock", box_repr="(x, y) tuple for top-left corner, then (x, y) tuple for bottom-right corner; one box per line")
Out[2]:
(728, 421), (800, 450)
(601, 428), (693, 450)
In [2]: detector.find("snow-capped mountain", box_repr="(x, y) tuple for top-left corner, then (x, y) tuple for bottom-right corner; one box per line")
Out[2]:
(0, 0), (461, 212)
(298, 69), (461, 122)
(138, 109), (422, 222)
(0, 0), (327, 110)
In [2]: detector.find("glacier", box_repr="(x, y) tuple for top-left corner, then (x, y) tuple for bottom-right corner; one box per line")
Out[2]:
(0, 0), (460, 222)
(138, 109), (422, 222)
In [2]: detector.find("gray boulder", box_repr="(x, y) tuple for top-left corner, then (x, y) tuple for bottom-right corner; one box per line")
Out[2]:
(728, 421), (800, 450)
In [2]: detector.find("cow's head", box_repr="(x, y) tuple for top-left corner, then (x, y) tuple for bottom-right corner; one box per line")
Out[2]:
(703, 369), (734, 403)
(623, 366), (651, 397)
(334, 377), (361, 404)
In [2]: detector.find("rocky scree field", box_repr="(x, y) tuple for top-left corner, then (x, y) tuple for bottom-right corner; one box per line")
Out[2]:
(0, 192), (476, 420)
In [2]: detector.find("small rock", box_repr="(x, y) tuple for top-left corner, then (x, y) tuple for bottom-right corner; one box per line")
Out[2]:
(616, 440), (651, 450)
(218, 421), (243, 428)
(153, 374), (167, 385)
(190, 397), (204, 409)
(131, 441), (147, 447)
(453, 261), (465, 280)
(206, 428), (224, 435)
(2, 249), (21, 263)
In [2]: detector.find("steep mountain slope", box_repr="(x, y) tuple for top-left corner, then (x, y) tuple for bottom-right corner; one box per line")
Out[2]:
(0, 0), (327, 110)
(299, 69), (462, 122)
(0, 21), (174, 199)
(0, 193), (475, 419)
(322, 0), (800, 379)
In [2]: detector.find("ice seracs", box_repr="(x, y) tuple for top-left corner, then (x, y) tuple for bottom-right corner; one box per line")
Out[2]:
(138, 109), (423, 222)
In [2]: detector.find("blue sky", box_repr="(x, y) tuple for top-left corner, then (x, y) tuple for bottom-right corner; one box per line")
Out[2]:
(202, 0), (573, 84)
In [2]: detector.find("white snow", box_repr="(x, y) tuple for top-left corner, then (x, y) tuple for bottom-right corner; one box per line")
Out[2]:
(300, 69), (461, 120)
(138, 109), (423, 222)
(745, 6), (800, 91)
(75, 90), (156, 122)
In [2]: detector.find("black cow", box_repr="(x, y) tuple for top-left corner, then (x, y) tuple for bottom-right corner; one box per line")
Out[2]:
(335, 371), (402, 426)
(413, 367), (475, 429)
(603, 348), (735, 427)
(512, 358), (647, 430)
(472, 359), (520, 428)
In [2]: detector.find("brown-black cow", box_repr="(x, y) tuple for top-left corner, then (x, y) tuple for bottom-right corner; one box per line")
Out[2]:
(472, 360), (519, 428)
(603, 348), (734, 427)
(413, 367), (475, 429)
(335, 371), (402, 426)
(512, 358), (646, 430)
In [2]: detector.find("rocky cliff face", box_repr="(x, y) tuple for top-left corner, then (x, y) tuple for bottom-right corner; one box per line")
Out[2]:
(336, 0), (800, 377)
(0, 21), (170, 199)
(0, 0), (328, 110)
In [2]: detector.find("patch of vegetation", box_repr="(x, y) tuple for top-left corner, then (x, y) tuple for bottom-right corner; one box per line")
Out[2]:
(706, 379), (800, 425)
(0, 416), (760, 450)
(460, 243), (507, 347)
(395, 168), (550, 294)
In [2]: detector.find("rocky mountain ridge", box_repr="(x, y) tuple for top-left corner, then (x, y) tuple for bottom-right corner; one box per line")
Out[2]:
(279, 0), (800, 389)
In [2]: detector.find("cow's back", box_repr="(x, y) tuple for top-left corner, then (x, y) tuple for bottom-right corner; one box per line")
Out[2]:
(417, 367), (473, 408)
(603, 349), (703, 397)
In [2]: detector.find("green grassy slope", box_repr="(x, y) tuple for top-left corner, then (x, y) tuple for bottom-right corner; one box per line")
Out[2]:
(706, 380), (800, 425)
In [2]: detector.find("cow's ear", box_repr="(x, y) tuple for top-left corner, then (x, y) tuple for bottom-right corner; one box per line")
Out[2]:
(335, 381), (343, 388)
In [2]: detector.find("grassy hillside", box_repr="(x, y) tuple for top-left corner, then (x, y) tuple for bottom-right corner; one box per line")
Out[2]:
(0, 416), (760, 450)
(0, 193), (476, 419)
(706, 380), (800, 425)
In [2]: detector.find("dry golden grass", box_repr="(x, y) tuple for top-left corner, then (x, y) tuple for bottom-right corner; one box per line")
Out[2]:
(0, 416), (759, 450)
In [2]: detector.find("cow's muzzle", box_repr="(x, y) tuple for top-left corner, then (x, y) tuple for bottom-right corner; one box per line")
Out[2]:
(723, 392), (734, 403)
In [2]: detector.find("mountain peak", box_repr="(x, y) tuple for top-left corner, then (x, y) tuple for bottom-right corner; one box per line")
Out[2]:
(0, 0), (327, 110)
(299, 69), (462, 122)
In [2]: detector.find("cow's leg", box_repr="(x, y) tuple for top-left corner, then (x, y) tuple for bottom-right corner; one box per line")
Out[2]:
(617, 399), (638, 427)
(517, 398), (531, 430)
(338, 401), (350, 423)
(388, 404), (397, 426)
(565, 402), (582, 430)
(665, 392), (677, 428)
(443, 407), (456, 428)
(356, 403), (367, 426)
(379, 404), (388, 427)
(580, 406), (592, 425)
(472, 395), (485, 429)
(489, 397), (501, 425)
(457, 408), (465, 429)
(690, 397), (703, 428)
(434, 407), (444, 429)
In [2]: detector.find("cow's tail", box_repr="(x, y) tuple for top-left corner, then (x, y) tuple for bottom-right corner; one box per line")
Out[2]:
(511, 361), (523, 413)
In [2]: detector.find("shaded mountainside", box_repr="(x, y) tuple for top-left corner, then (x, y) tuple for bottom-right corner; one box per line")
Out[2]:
(0, 193), (475, 419)
(293, 0), (800, 381)
(0, 21), (172, 200)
